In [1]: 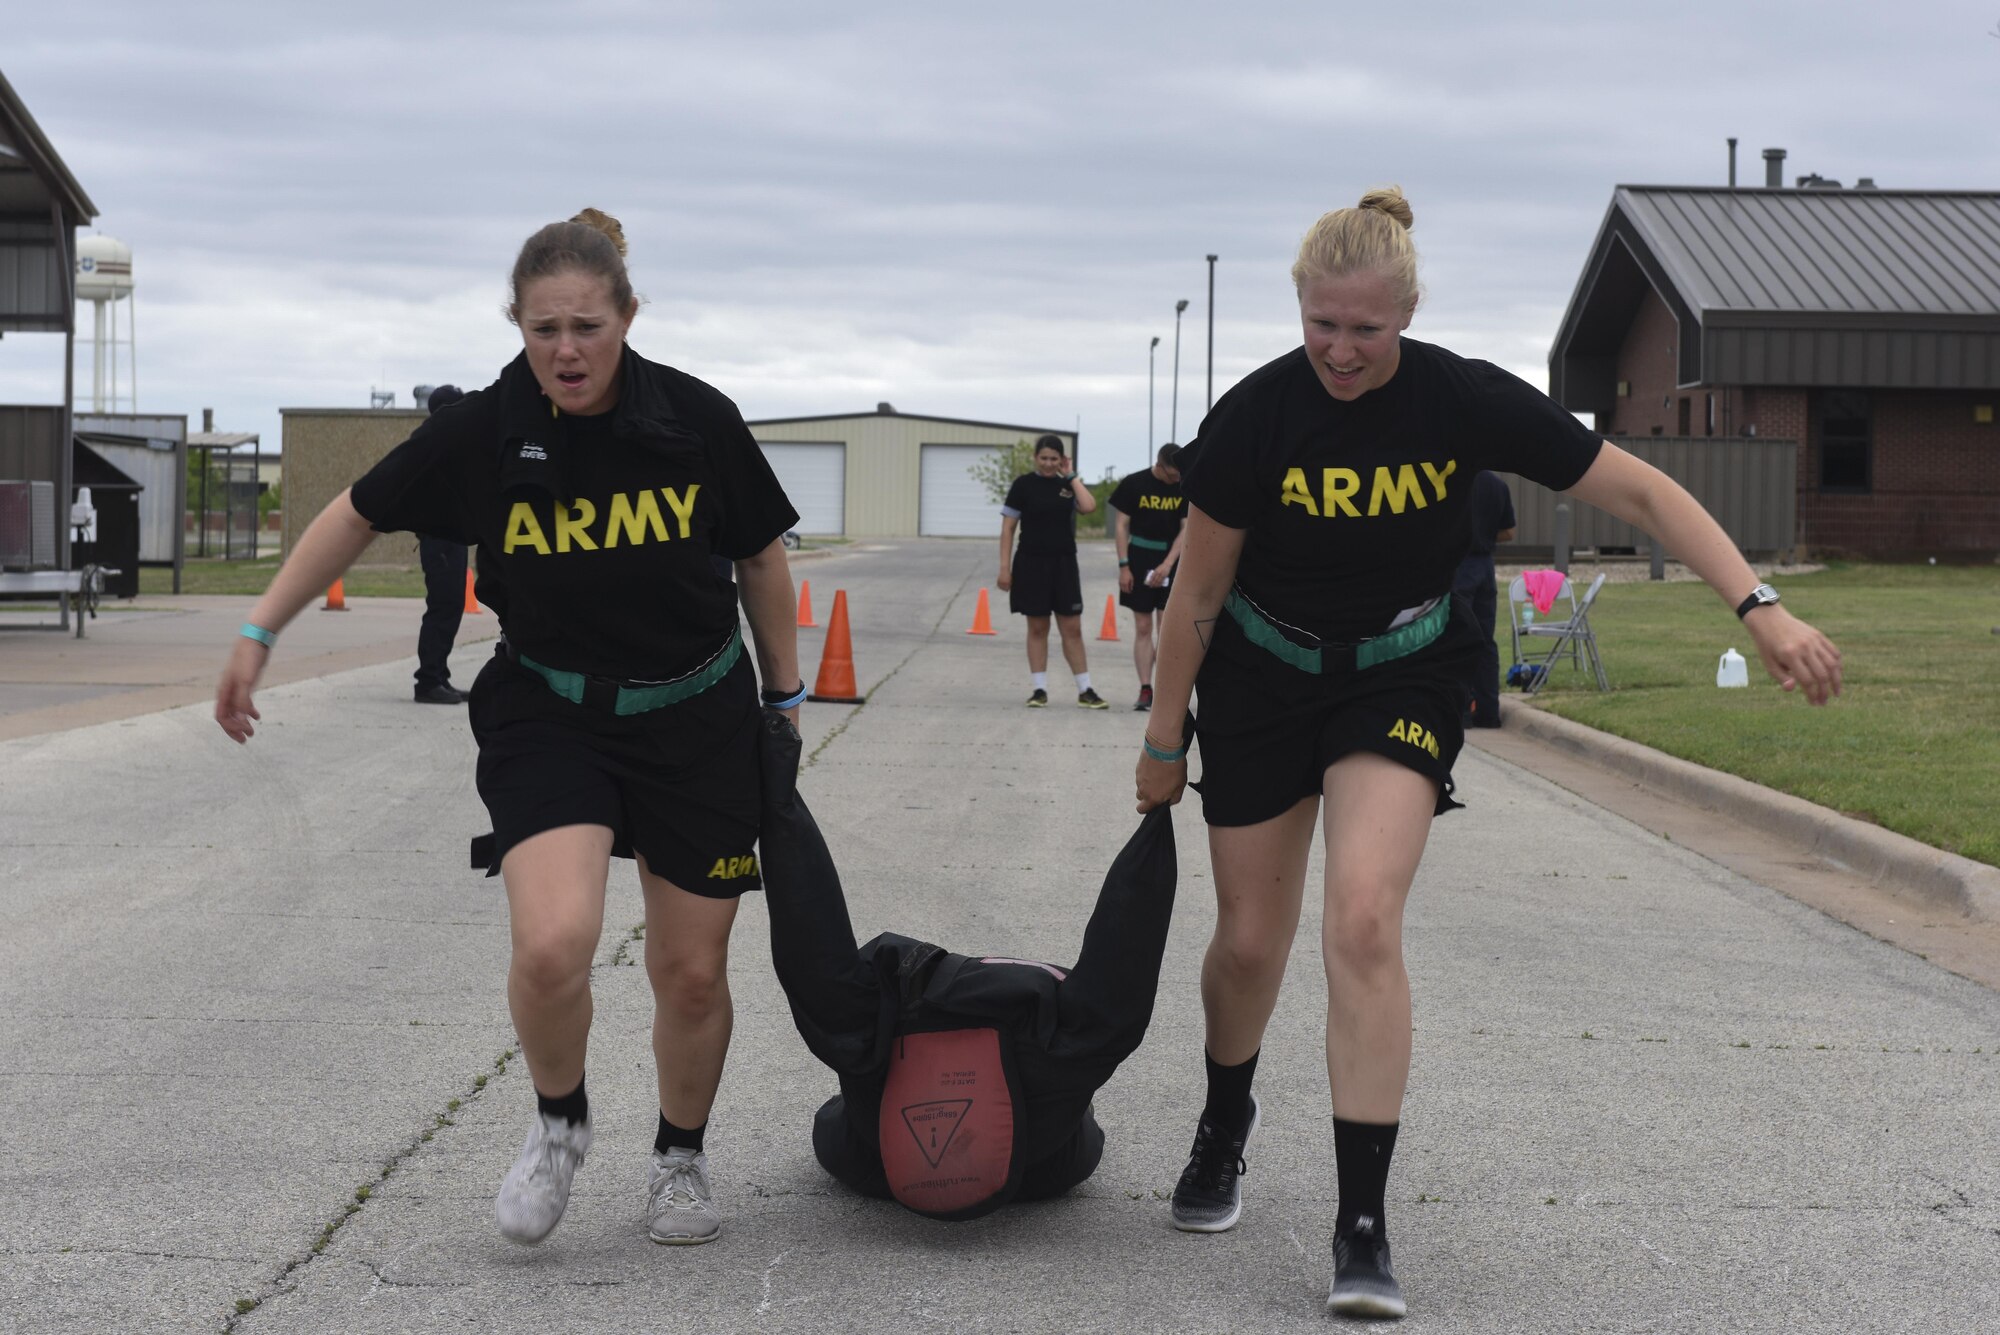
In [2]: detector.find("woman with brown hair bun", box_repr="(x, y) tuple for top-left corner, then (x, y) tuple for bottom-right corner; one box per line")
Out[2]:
(1137, 187), (1841, 1317)
(214, 208), (803, 1250)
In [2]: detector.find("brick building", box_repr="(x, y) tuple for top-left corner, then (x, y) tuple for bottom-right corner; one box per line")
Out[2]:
(1549, 175), (2000, 557)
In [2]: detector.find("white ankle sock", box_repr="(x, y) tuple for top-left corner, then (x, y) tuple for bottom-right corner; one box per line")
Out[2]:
(1031, 672), (1048, 690)
(1074, 672), (1092, 691)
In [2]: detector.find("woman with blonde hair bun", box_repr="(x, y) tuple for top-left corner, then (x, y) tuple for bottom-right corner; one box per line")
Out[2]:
(215, 208), (803, 1250)
(1137, 187), (1841, 1317)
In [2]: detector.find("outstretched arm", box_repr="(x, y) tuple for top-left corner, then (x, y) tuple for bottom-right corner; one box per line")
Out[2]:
(1052, 806), (1177, 1063)
(1566, 444), (1841, 703)
(758, 714), (887, 1073)
(215, 489), (379, 743)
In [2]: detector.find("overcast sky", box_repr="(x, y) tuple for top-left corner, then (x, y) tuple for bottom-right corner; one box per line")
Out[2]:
(6, 1), (1999, 481)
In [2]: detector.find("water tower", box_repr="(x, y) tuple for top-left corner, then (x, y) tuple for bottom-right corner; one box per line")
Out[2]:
(75, 235), (136, 412)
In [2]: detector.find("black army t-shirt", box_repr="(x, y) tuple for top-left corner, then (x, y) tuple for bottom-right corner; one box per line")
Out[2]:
(350, 347), (798, 681)
(1002, 472), (1080, 556)
(1181, 338), (1601, 644)
(1109, 468), (1186, 546)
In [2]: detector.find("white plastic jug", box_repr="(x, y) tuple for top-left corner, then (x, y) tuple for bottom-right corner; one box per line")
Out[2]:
(1716, 648), (1749, 688)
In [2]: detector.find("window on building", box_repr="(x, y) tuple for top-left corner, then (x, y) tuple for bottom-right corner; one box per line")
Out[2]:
(1817, 390), (1871, 493)
(1705, 393), (1716, 437)
(1677, 397), (1691, 435)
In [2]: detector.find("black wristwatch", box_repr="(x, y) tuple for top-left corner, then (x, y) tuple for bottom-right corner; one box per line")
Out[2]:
(1734, 583), (1780, 619)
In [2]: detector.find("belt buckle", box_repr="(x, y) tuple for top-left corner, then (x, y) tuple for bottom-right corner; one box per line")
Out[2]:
(580, 676), (623, 712)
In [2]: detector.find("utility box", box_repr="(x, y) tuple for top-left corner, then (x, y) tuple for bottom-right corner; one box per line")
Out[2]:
(0, 480), (59, 569)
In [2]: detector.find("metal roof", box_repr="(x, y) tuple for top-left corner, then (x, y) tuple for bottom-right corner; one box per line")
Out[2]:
(0, 67), (96, 224)
(1616, 186), (2000, 317)
(1551, 185), (2000, 408)
(188, 431), (262, 450)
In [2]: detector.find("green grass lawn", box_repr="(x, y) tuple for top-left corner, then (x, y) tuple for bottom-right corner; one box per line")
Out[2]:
(140, 557), (432, 598)
(1516, 562), (2000, 867)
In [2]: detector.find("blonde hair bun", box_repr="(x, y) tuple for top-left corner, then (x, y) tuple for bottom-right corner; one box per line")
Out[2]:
(570, 207), (628, 259)
(1357, 186), (1414, 230)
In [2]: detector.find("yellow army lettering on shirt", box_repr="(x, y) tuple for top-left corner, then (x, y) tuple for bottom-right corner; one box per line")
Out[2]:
(502, 485), (702, 555)
(1137, 495), (1184, 511)
(706, 854), (758, 880)
(1278, 461), (1457, 517)
(1387, 718), (1442, 760)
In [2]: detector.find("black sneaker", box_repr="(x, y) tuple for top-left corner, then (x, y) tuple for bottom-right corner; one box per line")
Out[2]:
(1026, 689), (1049, 708)
(414, 683), (469, 704)
(1169, 1096), (1259, 1232)
(1328, 1219), (1406, 1319)
(1134, 685), (1153, 712)
(1077, 688), (1110, 710)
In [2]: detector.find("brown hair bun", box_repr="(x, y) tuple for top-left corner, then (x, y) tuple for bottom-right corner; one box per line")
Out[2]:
(1357, 186), (1414, 230)
(569, 207), (628, 258)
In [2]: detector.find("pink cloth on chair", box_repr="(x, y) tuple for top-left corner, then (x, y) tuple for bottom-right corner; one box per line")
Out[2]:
(1523, 569), (1566, 615)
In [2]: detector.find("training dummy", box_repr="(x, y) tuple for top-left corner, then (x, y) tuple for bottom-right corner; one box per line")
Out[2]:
(757, 713), (1177, 1220)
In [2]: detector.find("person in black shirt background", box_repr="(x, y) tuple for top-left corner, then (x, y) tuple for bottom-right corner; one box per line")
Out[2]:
(999, 434), (1108, 708)
(215, 208), (802, 1252)
(1136, 188), (1842, 1318)
(1453, 470), (1515, 728)
(411, 383), (472, 705)
(1109, 443), (1187, 711)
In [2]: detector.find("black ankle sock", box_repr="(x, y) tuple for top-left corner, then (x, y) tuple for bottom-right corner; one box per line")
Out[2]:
(536, 1076), (588, 1127)
(655, 1114), (706, 1155)
(1332, 1117), (1399, 1235)
(1201, 1048), (1259, 1136)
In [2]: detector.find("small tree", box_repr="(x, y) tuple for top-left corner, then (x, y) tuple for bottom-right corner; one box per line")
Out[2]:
(968, 437), (1038, 504)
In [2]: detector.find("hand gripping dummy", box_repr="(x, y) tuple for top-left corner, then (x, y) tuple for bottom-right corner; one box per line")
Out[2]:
(757, 713), (1178, 1220)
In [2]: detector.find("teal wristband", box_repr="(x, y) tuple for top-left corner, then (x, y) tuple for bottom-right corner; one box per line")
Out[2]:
(1143, 734), (1188, 764)
(239, 622), (277, 648)
(1118, 559), (1130, 567)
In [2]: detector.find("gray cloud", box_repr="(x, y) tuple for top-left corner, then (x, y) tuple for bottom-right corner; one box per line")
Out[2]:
(4, 0), (1995, 478)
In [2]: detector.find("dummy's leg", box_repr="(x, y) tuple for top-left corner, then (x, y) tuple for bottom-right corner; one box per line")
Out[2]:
(759, 716), (885, 1071)
(1054, 806), (1179, 1064)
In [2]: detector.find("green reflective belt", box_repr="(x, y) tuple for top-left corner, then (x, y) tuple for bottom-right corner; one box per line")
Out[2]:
(517, 626), (742, 715)
(1127, 534), (1171, 552)
(1222, 588), (1449, 675)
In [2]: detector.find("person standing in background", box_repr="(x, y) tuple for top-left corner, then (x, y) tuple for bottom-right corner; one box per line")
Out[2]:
(1454, 470), (1515, 728)
(999, 435), (1109, 709)
(1109, 443), (1186, 711)
(412, 384), (471, 704)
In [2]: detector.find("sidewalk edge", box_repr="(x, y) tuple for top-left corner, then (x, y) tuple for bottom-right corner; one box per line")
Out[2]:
(1507, 706), (2000, 924)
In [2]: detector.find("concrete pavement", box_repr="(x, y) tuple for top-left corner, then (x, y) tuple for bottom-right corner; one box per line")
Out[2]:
(2, 539), (1996, 1333)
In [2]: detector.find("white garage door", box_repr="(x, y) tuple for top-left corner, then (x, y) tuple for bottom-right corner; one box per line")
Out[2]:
(919, 444), (999, 537)
(760, 442), (845, 534)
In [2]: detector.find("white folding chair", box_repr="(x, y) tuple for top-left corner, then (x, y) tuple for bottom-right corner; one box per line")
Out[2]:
(1507, 572), (1580, 673)
(1521, 572), (1608, 695)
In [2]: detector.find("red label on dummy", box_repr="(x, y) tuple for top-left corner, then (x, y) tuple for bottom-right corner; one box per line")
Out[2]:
(878, 1028), (1013, 1216)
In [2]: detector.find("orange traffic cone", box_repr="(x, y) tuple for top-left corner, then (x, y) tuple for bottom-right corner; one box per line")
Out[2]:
(797, 580), (816, 628)
(806, 589), (865, 704)
(966, 586), (997, 635)
(1097, 593), (1119, 641)
(462, 568), (481, 615)
(322, 578), (347, 611)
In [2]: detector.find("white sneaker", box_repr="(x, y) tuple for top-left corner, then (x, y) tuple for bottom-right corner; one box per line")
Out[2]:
(495, 1112), (591, 1245)
(646, 1147), (722, 1245)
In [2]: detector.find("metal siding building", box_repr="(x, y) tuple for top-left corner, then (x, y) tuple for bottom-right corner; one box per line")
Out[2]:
(746, 408), (1076, 537)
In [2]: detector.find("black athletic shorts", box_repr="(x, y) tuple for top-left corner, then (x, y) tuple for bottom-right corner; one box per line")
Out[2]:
(1188, 599), (1480, 827)
(1009, 550), (1084, 618)
(1119, 549), (1172, 614)
(466, 646), (763, 897)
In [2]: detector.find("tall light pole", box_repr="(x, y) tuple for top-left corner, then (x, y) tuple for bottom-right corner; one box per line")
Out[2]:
(1205, 254), (1218, 411)
(1170, 298), (1189, 442)
(1148, 336), (1160, 451)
